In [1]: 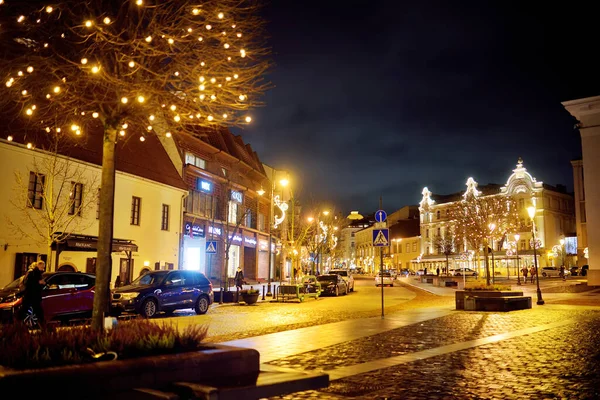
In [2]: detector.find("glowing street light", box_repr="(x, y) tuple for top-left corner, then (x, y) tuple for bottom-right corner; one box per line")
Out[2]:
(527, 206), (544, 305)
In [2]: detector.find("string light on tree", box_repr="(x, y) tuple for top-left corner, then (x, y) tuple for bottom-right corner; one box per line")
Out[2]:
(0, 0), (269, 331)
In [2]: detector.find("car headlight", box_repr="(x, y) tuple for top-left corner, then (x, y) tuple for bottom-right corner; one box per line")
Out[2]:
(120, 292), (140, 300)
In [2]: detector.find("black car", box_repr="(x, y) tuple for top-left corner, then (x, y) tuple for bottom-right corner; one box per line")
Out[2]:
(316, 274), (348, 296)
(111, 270), (213, 318)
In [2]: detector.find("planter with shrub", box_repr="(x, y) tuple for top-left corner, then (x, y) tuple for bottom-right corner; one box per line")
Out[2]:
(240, 288), (260, 305)
(0, 320), (259, 397)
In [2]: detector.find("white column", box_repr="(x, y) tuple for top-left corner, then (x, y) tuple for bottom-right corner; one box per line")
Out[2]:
(563, 96), (600, 285)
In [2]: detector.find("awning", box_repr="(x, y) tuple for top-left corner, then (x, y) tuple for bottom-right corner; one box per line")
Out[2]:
(52, 233), (138, 253)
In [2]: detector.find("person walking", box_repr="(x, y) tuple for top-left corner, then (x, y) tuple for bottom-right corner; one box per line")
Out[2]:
(234, 266), (245, 291)
(522, 266), (528, 283)
(21, 260), (46, 327)
(560, 265), (566, 281)
(529, 265), (535, 284)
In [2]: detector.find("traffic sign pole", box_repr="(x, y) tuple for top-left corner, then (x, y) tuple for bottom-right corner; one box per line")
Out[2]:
(380, 246), (384, 318)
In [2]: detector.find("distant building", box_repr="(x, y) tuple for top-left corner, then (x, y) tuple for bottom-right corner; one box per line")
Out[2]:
(339, 212), (371, 269)
(418, 159), (576, 274)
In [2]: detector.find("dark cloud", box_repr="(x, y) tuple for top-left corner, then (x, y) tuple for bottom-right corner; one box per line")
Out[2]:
(233, 1), (599, 215)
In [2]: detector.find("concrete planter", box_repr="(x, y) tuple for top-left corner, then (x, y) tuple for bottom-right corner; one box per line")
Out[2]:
(456, 290), (524, 310)
(241, 292), (260, 305)
(0, 344), (259, 397)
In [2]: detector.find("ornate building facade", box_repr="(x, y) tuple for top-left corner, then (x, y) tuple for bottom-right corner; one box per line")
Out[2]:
(418, 159), (576, 275)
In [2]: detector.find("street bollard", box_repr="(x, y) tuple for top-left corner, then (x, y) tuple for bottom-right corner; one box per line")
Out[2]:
(262, 285), (265, 301)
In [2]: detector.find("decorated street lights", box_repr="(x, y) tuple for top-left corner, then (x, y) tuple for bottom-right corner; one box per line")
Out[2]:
(258, 177), (289, 297)
(489, 222), (496, 284)
(527, 206), (544, 305)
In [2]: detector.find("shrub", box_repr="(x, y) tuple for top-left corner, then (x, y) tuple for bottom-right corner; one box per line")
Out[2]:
(464, 283), (511, 291)
(0, 319), (208, 370)
(240, 287), (259, 294)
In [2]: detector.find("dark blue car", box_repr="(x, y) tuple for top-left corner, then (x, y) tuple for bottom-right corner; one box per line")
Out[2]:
(111, 270), (213, 318)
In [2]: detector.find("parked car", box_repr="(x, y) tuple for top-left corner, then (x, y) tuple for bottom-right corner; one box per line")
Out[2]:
(540, 266), (570, 278)
(0, 271), (96, 327)
(329, 269), (355, 292)
(316, 274), (348, 296)
(451, 268), (478, 277)
(375, 272), (394, 287)
(111, 270), (214, 318)
(415, 269), (425, 276)
(570, 266), (580, 276)
(400, 268), (413, 277)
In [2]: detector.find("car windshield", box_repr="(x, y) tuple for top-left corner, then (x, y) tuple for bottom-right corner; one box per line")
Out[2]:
(317, 275), (337, 282)
(4, 276), (24, 289)
(377, 273), (391, 277)
(130, 271), (168, 286)
(331, 270), (347, 277)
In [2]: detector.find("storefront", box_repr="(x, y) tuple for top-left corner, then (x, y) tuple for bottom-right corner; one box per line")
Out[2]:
(182, 220), (207, 274)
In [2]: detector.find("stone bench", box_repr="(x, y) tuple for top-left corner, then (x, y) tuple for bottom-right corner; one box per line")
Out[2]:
(455, 290), (524, 310)
(464, 295), (532, 312)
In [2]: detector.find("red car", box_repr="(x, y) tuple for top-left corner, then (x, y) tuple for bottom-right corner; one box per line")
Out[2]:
(0, 271), (95, 327)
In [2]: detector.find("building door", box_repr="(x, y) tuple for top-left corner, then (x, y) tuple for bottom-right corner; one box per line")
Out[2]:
(243, 246), (256, 280)
(120, 258), (133, 285)
(86, 258), (97, 275)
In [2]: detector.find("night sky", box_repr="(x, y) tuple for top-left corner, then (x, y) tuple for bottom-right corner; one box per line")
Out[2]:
(233, 1), (600, 215)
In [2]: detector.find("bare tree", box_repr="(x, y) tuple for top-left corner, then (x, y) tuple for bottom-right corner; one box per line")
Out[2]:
(433, 231), (455, 275)
(7, 135), (99, 269)
(448, 195), (519, 285)
(0, 0), (269, 329)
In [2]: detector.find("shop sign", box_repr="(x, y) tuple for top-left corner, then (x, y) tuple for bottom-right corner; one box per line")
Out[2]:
(244, 236), (257, 247)
(259, 240), (269, 251)
(185, 223), (205, 238)
(230, 190), (243, 203)
(208, 226), (222, 236)
(198, 179), (212, 193)
(228, 234), (242, 243)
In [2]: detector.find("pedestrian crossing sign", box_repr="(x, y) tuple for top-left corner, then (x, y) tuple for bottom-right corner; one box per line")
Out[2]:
(372, 229), (389, 247)
(206, 241), (218, 254)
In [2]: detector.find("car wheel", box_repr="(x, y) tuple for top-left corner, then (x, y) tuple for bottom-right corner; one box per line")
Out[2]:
(22, 306), (39, 329)
(542, 272), (547, 278)
(195, 296), (210, 315)
(141, 298), (158, 318)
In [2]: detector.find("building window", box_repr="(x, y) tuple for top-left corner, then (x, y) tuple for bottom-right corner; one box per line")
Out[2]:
(131, 196), (141, 226)
(96, 188), (101, 219)
(186, 190), (213, 218)
(258, 213), (266, 231)
(228, 201), (239, 224)
(398, 244), (402, 253)
(406, 243), (410, 253)
(27, 171), (45, 209)
(221, 167), (228, 177)
(245, 208), (253, 227)
(426, 229), (429, 238)
(437, 227), (441, 236)
(161, 204), (170, 231)
(68, 182), (84, 216)
(412, 242), (417, 252)
(184, 152), (206, 169)
(436, 210), (440, 220)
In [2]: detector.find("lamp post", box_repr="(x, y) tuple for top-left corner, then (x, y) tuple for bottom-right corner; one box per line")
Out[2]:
(559, 238), (566, 269)
(515, 234), (521, 285)
(527, 206), (544, 305)
(259, 177), (289, 297)
(489, 223), (496, 284)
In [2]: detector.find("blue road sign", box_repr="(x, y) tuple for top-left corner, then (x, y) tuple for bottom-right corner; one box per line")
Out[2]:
(206, 241), (218, 254)
(375, 210), (387, 223)
(372, 229), (389, 247)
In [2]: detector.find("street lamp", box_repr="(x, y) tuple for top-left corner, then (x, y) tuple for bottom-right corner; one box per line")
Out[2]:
(260, 177), (289, 297)
(515, 234), (521, 285)
(527, 206), (544, 305)
(489, 222), (496, 284)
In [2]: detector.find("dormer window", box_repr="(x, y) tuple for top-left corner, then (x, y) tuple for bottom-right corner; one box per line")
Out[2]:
(185, 152), (206, 169)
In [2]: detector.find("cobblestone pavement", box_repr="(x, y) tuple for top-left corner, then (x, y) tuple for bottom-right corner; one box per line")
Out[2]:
(264, 307), (600, 399)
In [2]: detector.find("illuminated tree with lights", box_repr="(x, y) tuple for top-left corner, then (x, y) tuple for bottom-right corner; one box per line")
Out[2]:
(448, 193), (519, 286)
(0, 0), (269, 330)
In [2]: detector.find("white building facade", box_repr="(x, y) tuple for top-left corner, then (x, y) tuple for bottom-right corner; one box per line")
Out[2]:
(0, 137), (186, 288)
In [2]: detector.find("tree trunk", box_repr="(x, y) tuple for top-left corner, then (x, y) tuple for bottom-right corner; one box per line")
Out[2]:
(92, 127), (117, 331)
(445, 254), (449, 275)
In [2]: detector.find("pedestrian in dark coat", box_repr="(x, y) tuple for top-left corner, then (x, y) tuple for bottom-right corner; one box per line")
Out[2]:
(234, 267), (245, 291)
(21, 260), (46, 326)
